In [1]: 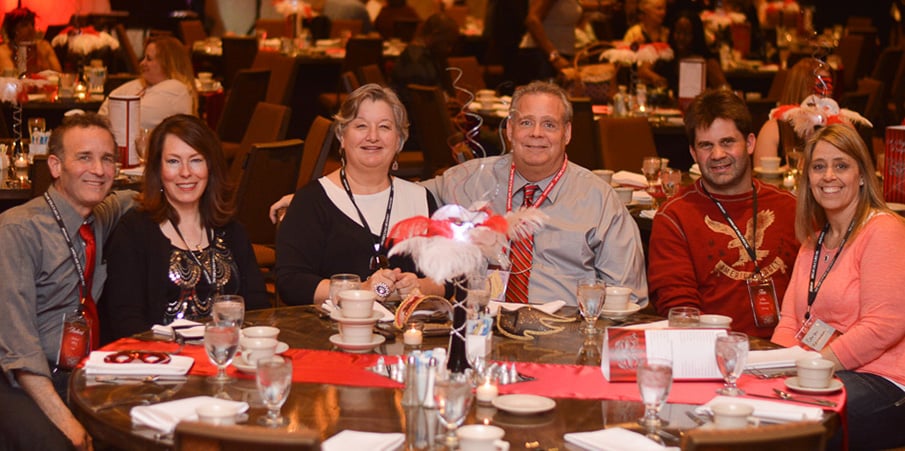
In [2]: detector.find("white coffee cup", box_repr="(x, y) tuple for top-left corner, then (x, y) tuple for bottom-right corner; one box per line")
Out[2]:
(242, 325), (280, 340)
(198, 71), (213, 81)
(796, 358), (835, 389)
(699, 314), (733, 329)
(338, 322), (374, 344)
(239, 337), (278, 365)
(614, 186), (633, 204)
(711, 402), (759, 429)
(759, 156), (782, 171)
(457, 425), (510, 451)
(337, 289), (376, 319)
(196, 403), (240, 425)
(593, 169), (615, 184)
(604, 286), (632, 310)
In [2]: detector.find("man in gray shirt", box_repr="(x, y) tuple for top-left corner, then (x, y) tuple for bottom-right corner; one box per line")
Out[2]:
(0, 113), (133, 450)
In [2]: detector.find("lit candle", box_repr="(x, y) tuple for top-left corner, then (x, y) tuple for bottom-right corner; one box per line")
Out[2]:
(475, 378), (498, 403)
(403, 322), (423, 346)
(783, 174), (796, 188)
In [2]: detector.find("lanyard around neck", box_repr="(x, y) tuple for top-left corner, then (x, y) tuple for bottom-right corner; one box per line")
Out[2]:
(701, 182), (761, 273)
(805, 219), (856, 320)
(340, 168), (394, 270)
(172, 223), (217, 287)
(44, 192), (90, 295)
(505, 157), (569, 213)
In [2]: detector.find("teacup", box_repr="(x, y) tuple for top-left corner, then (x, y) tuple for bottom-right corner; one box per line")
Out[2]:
(337, 289), (376, 319)
(239, 336), (278, 365)
(242, 325), (280, 340)
(604, 286), (632, 310)
(760, 156), (781, 172)
(699, 314), (732, 329)
(338, 322), (373, 344)
(457, 424), (509, 451)
(796, 358), (835, 389)
(614, 186), (633, 204)
(592, 169), (614, 184)
(711, 402), (759, 429)
(196, 403), (240, 425)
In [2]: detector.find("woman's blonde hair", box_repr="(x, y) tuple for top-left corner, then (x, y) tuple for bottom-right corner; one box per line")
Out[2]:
(143, 36), (198, 115)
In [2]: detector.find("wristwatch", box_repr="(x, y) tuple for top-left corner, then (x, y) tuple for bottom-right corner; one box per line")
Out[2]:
(549, 50), (561, 63)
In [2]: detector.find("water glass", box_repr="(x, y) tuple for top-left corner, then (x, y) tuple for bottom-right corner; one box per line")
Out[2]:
(667, 306), (700, 328)
(28, 117), (45, 140)
(434, 373), (473, 448)
(637, 357), (673, 435)
(256, 356), (293, 427)
(641, 157), (661, 194)
(212, 294), (245, 326)
(660, 168), (681, 198)
(329, 273), (361, 304)
(715, 332), (749, 396)
(466, 274), (491, 317)
(204, 322), (240, 384)
(134, 128), (151, 166)
(576, 278), (606, 334)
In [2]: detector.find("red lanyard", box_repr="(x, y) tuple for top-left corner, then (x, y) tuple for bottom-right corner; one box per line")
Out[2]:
(505, 157), (569, 212)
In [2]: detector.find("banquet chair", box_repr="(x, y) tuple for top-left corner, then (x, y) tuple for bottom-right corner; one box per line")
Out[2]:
(255, 18), (291, 39)
(835, 34), (870, 93)
(330, 19), (363, 39)
(392, 18), (420, 42)
(320, 38), (383, 115)
(596, 116), (657, 172)
(251, 51), (301, 106)
(297, 115), (336, 189)
(357, 64), (387, 86)
(216, 68), (271, 148)
(175, 421), (319, 450)
(113, 24), (140, 74)
(406, 83), (461, 179)
(870, 46), (903, 101)
(178, 19), (207, 47)
(447, 56), (486, 92)
(568, 97), (601, 170)
(226, 102), (292, 182)
(221, 36), (259, 90)
(680, 421), (826, 451)
(889, 56), (905, 123)
(29, 155), (53, 198)
(317, 71), (359, 117)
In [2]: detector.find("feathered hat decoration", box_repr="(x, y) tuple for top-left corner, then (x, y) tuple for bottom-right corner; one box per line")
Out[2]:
(387, 202), (547, 283)
(770, 94), (872, 141)
(601, 42), (674, 65)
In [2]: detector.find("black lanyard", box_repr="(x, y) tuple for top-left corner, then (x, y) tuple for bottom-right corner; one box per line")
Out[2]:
(805, 220), (856, 320)
(172, 224), (217, 287)
(43, 192), (90, 302)
(701, 183), (761, 273)
(339, 168), (394, 270)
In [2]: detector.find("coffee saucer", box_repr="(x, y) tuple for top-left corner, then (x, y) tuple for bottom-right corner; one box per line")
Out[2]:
(329, 310), (383, 324)
(329, 333), (386, 353)
(600, 303), (642, 319)
(754, 166), (788, 178)
(784, 376), (843, 394)
(231, 355), (257, 373)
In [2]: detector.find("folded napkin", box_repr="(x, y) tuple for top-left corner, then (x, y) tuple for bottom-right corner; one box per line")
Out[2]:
(746, 346), (821, 370)
(612, 171), (649, 188)
(322, 430), (405, 451)
(84, 351), (194, 376)
(564, 427), (678, 451)
(639, 209), (657, 219)
(633, 190), (653, 204)
(151, 319), (205, 339)
(696, 395), (824, 423)
(323, 299), (394, 322)
(487, 300), (566, 316)
(131, 396), (248, 433)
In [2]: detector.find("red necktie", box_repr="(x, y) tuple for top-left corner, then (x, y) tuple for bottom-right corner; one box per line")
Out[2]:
(78, 223), (100, 350)
(505, 184), (538, 304)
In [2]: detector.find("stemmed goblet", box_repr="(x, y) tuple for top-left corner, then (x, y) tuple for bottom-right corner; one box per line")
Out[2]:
(434, 373), (473, 448)
(637, 358), (673, 443)
(256, 356), (293, 427)
(641, 157), (662, 194)
(660, 167), (681, 198)
(715, 332), (749, 396)
(134, 128), (151, 166)
(204, 321), (240, 387)
(212, 294), (245, 326)
(576, 278), (606, 335)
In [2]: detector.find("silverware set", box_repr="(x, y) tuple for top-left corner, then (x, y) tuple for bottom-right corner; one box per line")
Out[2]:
(744, 388), (837, 407)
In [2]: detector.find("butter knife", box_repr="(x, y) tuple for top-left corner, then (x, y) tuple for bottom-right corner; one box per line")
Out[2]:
(745, 392), (837, 408)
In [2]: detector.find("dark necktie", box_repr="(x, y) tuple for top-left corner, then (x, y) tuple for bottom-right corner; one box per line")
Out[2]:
(78, 223), (100, 350)
(505, 184), (538, 304)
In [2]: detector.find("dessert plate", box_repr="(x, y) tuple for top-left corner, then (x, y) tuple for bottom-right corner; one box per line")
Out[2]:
(329, 310), (383, 324)
(784, 376), (843, 394)
(492, 394), (556, 415)
(600, 303), (642, 319)
(329, 333), (385, 353)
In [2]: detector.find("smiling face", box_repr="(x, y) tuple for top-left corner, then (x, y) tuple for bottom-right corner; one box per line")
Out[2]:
(640, 0), (667, 26)
(507, 92), (572, 182)
(140, 43), (167, 86)
(690, 117), (755, 195)
(160, 134), (209, 215)
(48, 126), (116, 217)
(808, 140), (862, 222)
(340, 98), (400, 175)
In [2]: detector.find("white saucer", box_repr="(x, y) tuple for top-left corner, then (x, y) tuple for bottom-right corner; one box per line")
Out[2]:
(274, 341), (289, 354)
(600, 303), (642, 319)
(329, 310), (383, 324)
(231, 355), (257, 373)
(492, 394), (556, 415)
(784, 376), (843, 394)
(329, 333), (386, 353)
(754, 166), (788, 178)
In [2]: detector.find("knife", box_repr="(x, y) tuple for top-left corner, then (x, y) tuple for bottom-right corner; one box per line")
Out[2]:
(745, 392), (837, 407)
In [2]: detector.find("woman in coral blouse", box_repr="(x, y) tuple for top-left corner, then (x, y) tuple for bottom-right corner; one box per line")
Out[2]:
(772, 124), (905, 450)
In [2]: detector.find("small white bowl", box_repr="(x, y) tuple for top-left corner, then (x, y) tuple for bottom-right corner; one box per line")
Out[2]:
(699, 314), (733, 329)
(196, 403), (240, 425)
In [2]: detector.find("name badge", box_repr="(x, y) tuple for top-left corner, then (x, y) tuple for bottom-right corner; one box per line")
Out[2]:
(746, 273), (779, 327)
(794, 317), (838, 351)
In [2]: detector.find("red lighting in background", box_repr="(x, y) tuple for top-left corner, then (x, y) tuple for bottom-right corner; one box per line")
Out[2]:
(4, 0), (91, 32)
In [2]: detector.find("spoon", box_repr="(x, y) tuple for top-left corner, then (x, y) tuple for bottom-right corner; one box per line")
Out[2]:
(772, 388), (838, 407)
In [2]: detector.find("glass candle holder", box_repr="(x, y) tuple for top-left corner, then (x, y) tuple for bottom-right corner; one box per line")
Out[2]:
(403, 321), (424, 346)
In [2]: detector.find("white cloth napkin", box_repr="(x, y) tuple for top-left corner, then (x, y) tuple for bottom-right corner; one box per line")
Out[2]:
(564, 427), (678, 451)
(121, 165), (145, 177)
(323, 299), (394, 322)
(633, 190), (654, 203)
(151, 319), (205, 339)
(84, 351), (194, 376)
(131, 396), (248, 433)
(639, 209), (657, 219)
(322, 430), (405, 451)
(487, 300), (566, 316)
(696, 395), (824, 423)
(746, 346), (821, 370)
(612, 171), (649, 188)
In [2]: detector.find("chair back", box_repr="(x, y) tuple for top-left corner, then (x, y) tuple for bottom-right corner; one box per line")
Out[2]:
(221, 36), (259, 90)
(567, 97), (601, 170)
(870, 46), (903, 101)
(765, 69), (788, 102)
(342, 37), (383, 75)
(114, 24), (140, 74)
(228, 102), (292, 183)
(835, 34), (870, 92)
(392, 18), (420, 42)
(175, 420), (319, 451)
(236, 139), (304, 246)
(251, 51), (301, 105)
(30, 155), (53, 197)
(178, 19), (207, 46)
(342, 71), (361, 93)
(256, 18), (291, 38)
(407, 83), (458, 178)
(217, 69), (271, 144)
(680, 421), (826, 451)
(596, 116), (658, 172)
(357, 64), (387, 86)
(446, 56), (486, 92)
(891, 55), (905, 123)
(297, 115), (336, 189)
(330, 19), (364, 39)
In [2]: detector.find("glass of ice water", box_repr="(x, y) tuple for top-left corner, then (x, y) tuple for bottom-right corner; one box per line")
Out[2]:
(204, 322), (240, 384)
(256, 356), (293, 427)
